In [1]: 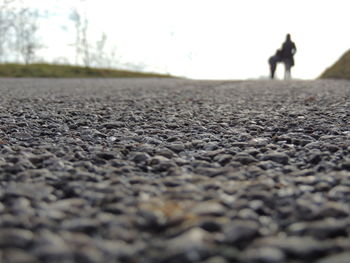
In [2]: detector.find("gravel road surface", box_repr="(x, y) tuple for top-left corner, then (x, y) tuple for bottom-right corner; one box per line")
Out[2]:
(1, 78), (350, 263)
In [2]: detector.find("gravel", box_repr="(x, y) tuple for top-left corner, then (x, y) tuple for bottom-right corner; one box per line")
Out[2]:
(0, 77), (350, 262)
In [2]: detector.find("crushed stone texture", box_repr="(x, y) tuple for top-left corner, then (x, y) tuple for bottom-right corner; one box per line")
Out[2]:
(0, 78), (350, 263)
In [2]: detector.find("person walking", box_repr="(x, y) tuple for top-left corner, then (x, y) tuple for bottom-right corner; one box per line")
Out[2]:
(268, 49), (282, 79)
(280, 34), (297, 80)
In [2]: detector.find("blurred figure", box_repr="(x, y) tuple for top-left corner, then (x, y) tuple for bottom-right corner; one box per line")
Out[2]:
(268, 49), (282, 79)
(280, 34), (297, 80)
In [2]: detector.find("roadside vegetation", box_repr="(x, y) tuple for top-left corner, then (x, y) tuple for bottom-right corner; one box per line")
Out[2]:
(0, 63), (173, 78)
(320, 50), (350, 79)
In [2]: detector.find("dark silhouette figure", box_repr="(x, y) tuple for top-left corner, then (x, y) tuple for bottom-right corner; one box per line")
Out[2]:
(268, 49), (282, 79)
(280, 34), (297, 80)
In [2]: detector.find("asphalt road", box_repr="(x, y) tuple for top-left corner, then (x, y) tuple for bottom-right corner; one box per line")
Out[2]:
(0, 78), (350, 263)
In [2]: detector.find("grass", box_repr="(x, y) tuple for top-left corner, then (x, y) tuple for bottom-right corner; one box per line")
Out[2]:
(320, 49), (350, 79)
(0, 63), (173, 78)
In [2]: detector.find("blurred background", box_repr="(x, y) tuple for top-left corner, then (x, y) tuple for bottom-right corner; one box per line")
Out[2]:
(0, 0), (349, 79)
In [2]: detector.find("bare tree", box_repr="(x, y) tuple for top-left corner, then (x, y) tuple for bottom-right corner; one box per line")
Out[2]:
(70, 1), (120, 69)
(0, 0), (43, 64)
(70, 3), (90, 67)
(15, 7), (42, 64)
(80, 14), (89, 67)
(70, 7), (81, 65)
(0, 0), (118, 67)
(0, 0), (16, 62)
(91, 32), (110, 68)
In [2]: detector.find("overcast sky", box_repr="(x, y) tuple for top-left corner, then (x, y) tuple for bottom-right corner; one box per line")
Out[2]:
(35, 0), (350, 79)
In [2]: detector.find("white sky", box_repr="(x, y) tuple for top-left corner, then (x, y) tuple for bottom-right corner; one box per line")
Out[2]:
(33, 0), (350, 79)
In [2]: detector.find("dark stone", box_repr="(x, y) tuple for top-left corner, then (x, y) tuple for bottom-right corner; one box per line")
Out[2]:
(262, 152), (289, 165)
(223, 220), (259, 247)
(0, 229), (34, 249)
(340, 161), (350, 171)
(1, 249), (40, 263)
(199, 221), (222, 232)
(317, 252), (350, 263)
(232, 154), (257, 165)
(252, 236), (337, 259)
(309, 153), (322, 164)
(95, 152), (117, 160)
